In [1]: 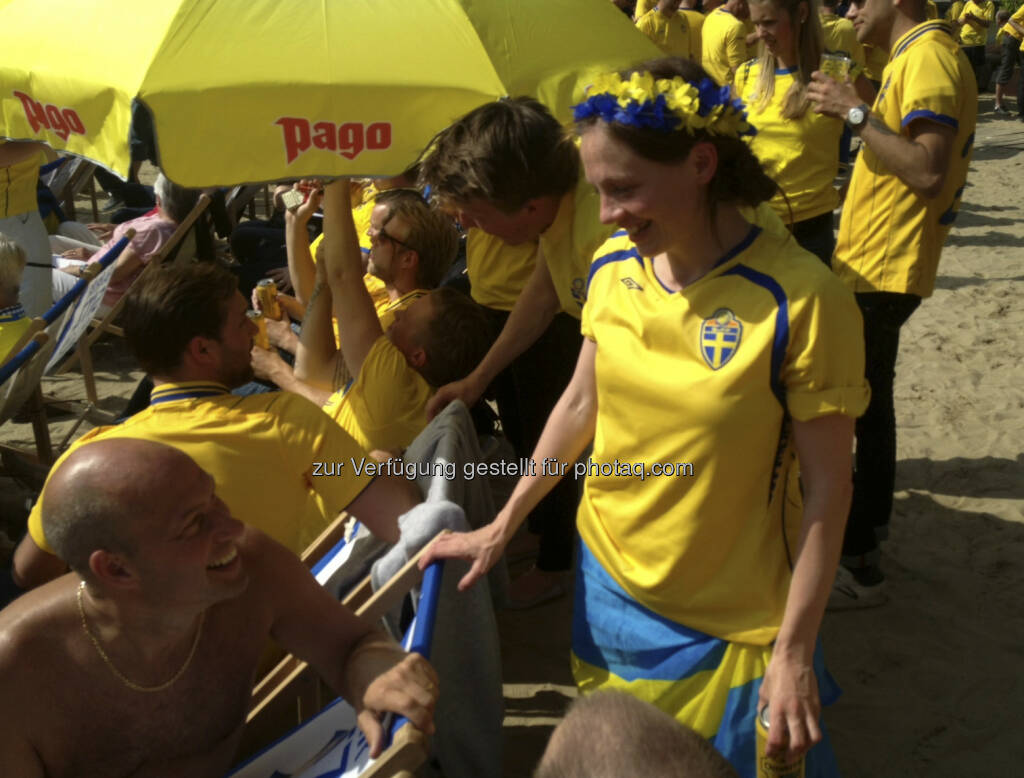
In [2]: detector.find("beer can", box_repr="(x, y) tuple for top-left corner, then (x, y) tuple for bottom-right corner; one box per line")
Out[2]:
(819, 52), (852, 81)
(756, 706), (805, 778)
(256, 278), (283, 320)
(247, 310), (269, 349)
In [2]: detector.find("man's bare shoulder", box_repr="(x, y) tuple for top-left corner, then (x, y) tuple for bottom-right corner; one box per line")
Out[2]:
(0, 575), (78, 670)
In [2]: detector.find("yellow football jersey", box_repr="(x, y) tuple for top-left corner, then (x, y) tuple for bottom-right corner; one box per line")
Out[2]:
(1000, 4), (1024, 41)
(0, 306), (31, 364)
(28, 382), (372, 555)
(862, 41), (890, 81)
(702, 7), (749, 85)
(0, 142), (45, 217)
(957, 0), (994, 45)
(736, 62), (842, 224)
(834, 21), (977, 298)
(681, 9), (705, 62)
(465, 228), (538, 311)
(376, 288), (428, 332)
(636, 8), (692, 59)
(578, 226), (868, 643)
(322, 335), (433, 453)
(540, 178), (616, 320)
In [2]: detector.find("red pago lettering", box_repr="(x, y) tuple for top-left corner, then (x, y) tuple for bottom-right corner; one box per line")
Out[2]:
(13, 91), (85, 141)
(275, 117), (391, 164)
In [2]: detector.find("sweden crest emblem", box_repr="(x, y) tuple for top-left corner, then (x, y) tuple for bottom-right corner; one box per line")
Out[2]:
(700, 308), (742, 369)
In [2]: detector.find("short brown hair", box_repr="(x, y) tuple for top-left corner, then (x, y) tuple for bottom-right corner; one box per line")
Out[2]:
(375, 189), (459, 289)
(417, 287), (493, 388)
(418, 97), (580, 213)
(121, 262), (239, 375)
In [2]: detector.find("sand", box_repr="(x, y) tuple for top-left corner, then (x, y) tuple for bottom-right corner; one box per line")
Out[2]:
(1, 95), (1022, 778)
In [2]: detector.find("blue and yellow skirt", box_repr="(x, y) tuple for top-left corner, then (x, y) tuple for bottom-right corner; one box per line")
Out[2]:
(571, 540), (841, 778)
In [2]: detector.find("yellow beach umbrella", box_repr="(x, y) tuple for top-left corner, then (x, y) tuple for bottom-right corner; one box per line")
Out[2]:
(0, 0), (659, 187)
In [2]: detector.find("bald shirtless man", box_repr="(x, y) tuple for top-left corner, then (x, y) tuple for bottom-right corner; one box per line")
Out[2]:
(0, 439), (438, 777)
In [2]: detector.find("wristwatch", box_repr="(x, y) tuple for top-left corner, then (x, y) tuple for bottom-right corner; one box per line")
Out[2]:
(845, 103), (870, 131)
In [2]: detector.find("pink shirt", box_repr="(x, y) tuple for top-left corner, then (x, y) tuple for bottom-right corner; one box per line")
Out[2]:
(89, 212), (177, 305)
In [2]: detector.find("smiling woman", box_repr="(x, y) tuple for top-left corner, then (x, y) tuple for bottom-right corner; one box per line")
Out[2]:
(420, 56), (870, 776)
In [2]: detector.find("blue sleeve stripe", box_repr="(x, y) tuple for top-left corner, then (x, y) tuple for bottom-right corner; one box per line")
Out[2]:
(586, 247), (642, 294)
(722, 264), (789, 409)
(902, 109), (958, 129)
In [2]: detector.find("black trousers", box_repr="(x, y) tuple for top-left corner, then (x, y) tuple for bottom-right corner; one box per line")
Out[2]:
(481, 307), (583, 572)
(842, 291), (921, 558)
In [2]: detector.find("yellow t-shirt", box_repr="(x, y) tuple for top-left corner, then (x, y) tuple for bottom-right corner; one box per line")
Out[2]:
(862, 42), (890, 81)
(465, 228), (538, 311)
(946, 0), (965, 21)
(702, 7), (749, 85)
(680, 9), (705, 63)
(736, 61), (842, 224)
(0, 142), (45, 218)
(28, 382), (372, 556)
(540, 178), (616, 320)
(927, 1), (939, 19)
(820, 12), (867, 79)
(1000, 5), (1024, 41)
(322, 335), (433, 453)
(834, 21), (977, 298)
(958, 0), (994, 45)
(578, 226), (869, 643)
(0, 305), (31, 364)
(376, 288), (429, 332)
(636, 8), (692, 59)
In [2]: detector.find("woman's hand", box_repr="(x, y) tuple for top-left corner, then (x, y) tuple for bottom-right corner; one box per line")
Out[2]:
(758, 650), (821, 763)
(425, 373), (485, 420)
(418, 521), (509, 591)
(61, 247), (93, 261)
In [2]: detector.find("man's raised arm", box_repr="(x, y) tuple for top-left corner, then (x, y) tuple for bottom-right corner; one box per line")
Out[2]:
(258, 530), (438, 757)
(321, 180), (384, 379)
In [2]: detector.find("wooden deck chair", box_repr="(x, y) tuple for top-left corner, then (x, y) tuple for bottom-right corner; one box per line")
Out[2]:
(54, 194), (210, 403)
(231, 559), (444, 778)
(224, 184), (265, 230)
(40, 156), (99, 223)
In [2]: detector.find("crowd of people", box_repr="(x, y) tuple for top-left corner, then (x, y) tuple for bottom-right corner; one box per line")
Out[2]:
(0, 0), (994, 772)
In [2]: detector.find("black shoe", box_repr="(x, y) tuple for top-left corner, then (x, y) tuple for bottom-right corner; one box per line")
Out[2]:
(993, 104), (1010, 116)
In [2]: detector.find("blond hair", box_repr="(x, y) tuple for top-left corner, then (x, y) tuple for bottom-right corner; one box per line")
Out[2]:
(0, 233), (27, 297)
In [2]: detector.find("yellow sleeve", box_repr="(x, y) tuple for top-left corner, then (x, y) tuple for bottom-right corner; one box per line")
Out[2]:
(783, 269), (871, 421)
(726, 23), (748, 72)
(898, 41), (963, 130)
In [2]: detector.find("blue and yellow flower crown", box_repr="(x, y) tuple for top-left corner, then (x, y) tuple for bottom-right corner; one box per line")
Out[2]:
(572, 72), (756, 139)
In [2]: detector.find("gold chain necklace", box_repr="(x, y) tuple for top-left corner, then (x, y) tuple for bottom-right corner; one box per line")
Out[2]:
(77, 581), (205, 693)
